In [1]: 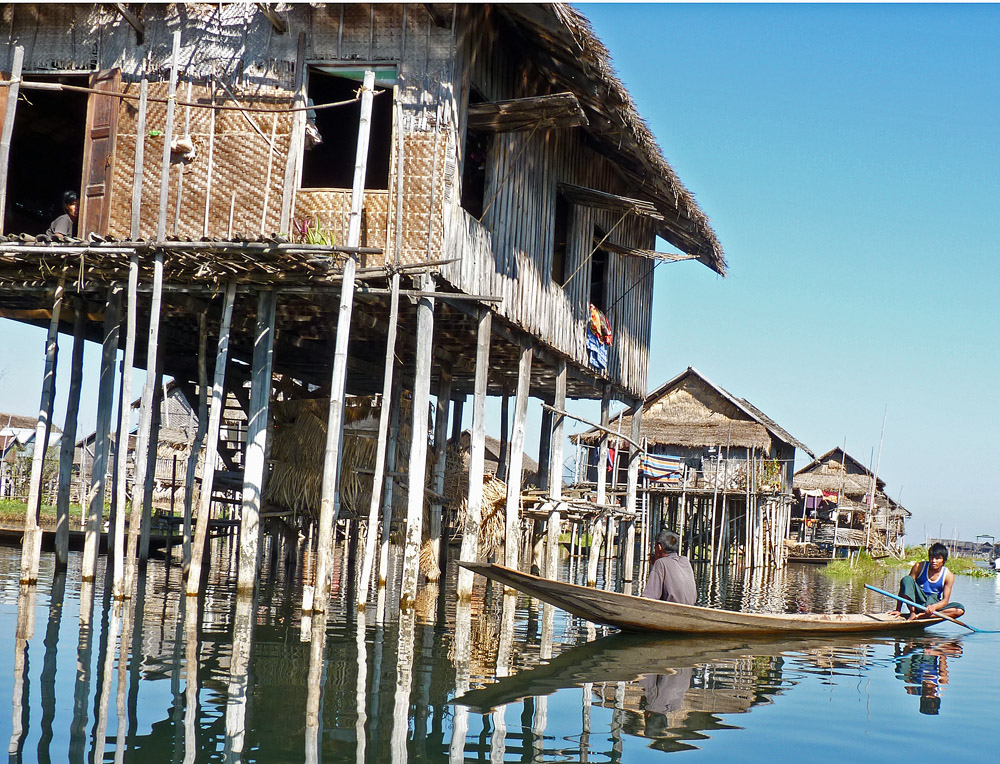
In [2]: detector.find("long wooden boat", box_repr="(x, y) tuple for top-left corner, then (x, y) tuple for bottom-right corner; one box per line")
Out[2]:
(461, 562), (942, 635)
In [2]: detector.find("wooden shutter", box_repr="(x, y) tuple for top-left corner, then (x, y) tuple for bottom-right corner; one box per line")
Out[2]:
(79, 68), (121, 238)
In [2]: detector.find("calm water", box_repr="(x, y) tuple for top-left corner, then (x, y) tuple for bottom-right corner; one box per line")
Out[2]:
(1, 540), (998, 763)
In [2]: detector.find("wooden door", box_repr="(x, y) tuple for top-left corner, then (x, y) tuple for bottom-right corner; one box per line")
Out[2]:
(79, 69), (121, 238)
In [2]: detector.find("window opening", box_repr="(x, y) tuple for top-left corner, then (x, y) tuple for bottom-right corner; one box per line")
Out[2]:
(300, 66), (394, 190)
(5, 74), (88, 235)
(590, 225), (610, 311)
(461, 86), (489, 218)
(551, 190), (570, 285)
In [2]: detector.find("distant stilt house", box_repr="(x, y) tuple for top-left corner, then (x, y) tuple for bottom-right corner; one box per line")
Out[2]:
(572, 368), (812, 569)
(0, 4), (725, 598)
(793, 448), (909, 558)
(0, 413), (62, 504)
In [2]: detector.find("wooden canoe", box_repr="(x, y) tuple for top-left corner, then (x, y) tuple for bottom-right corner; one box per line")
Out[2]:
(460, 562), (942, 635)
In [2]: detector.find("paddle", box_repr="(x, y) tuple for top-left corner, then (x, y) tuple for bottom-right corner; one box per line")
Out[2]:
(864, 584), (995, 634)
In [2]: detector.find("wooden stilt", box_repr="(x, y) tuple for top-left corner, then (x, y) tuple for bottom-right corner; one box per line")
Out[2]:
(185, 281), (237, 596)
(82, 288), (121, 582)
(622, 402), (642, 593)
(586, 386), (611, 587)
(456, 308), (492, 601)
(503, 341), (532, 571)
(357, 273), (401, 607)
(497, 392), (510, 482)
(400, 276), (436, 608)
(139, 364), (164, 562)
(313, 70), (376, 611)
(20, 279), (64, 584)
(537, 408), (552, 491)
(427, 368), (452, 583)
(0, 46), (24, 234)
(183, 312), (208, 574)
(449, 397), (464, 446)
(55, 298), (86, 569)
(377, 375), (402, 589)
(236, 290), (277, 596)
(544, 361), (566, 581)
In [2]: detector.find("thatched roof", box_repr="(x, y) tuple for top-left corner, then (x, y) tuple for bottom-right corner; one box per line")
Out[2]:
(572, 367), (812, 456)
(794, 447), (910, 516)
(498, 4), (725, 273)
(0, 412), (60, 433)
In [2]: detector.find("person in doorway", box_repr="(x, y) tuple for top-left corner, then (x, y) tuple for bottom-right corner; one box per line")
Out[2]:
(641, 529), (697, 605)
(46, 190), (78, 237)
(888, 542), (965, 621)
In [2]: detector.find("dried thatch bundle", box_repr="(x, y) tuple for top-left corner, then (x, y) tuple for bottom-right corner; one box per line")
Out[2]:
(443, 442), (508, 561)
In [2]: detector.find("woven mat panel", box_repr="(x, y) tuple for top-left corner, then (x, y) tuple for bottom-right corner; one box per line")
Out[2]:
(372, 4), (405, 60)
(306, 4), (342, 60)
(398, 131), (448, 265)
(293, 191), (388, 261)
(9, 4), (100, 72)
(109, 81), (295, 238)
(341, 3), (375, 60)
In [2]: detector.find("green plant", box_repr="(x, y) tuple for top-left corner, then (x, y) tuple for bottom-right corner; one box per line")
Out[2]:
(291, 217), (337, 246)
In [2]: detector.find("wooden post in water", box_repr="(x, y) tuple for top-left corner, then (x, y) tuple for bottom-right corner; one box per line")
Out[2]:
(20, 279), (64, 584)
(377, 376), (402, 590)
(312, 69), (376, 611)
(622, 402), (643, 593)
(545, 361), (567, 580)
(586, 386), (611, 587)
(185, 281), (237, 595)
(400, 276), (435, 608)
(140, 365), (164, 562)
(427, 368), (452, 582)
(83, 288), (121, 582)
(456, 308), (492, 600)
(537, 407), (552, 491)
(183, 312), (209, 574)
(55, 298), (87, 569)
(236, 290), (277, 596)
(497, 392), (510, 482)
(358, 273), (400, 606)
(504, 342), (532, 571)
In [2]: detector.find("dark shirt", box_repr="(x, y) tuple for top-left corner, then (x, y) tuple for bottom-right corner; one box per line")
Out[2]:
(46, 213), (75, 237)
(641, 552), (697, 604)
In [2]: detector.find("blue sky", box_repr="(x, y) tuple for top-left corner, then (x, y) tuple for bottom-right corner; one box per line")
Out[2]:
(1, 4), (997, 543)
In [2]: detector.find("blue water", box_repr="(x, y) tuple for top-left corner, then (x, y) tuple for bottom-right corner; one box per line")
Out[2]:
(0, 543), (997, 762)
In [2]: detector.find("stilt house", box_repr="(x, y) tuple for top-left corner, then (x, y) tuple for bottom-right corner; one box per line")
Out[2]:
(793, 447), (909, 557)
(0, 4), (724, 601)
(572, 368), (812, 568)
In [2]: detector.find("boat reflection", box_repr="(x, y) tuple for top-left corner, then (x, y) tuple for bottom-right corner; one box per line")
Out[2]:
(456, 631), (882, 753)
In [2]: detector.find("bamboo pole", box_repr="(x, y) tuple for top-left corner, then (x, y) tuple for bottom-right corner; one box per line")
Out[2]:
(456, 308), (492, 601)
(503, 342), (532, 571)
(279, 33), (307, 233)
(400, 276), (435, 608)
(497, 392), (510, 482)
(140, 365), (163, 561)
(357, 275), (400, 606)
(20, 279), (63, 584)
(236, 290), (277, 596)
(313, 70), (376, 611)
(0, 46), (24, 234)
(427, 368), (452, 582)
(185, 281), (237, 596)
(377, 375), (402, 590)
(545, 361), (567, 581)
(82, 287), (121, 582)
(55, 299), (86, 569)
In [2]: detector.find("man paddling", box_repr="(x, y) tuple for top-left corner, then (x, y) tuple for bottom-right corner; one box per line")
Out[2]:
(888, 543), (965, 621)
(641, 529), (697, 605)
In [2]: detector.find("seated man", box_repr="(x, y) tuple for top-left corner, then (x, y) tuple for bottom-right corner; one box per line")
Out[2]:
(641, 529), (697, 605)
(889, 542), (965, 621)
(46, 190), (79, 237)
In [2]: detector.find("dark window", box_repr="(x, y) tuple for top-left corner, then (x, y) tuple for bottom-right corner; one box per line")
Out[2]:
(590, 225), (610, 311)
(4, 74), (88, 235)
(301, 68), (393, 190)
(461, 87), (488, 218)
(551, 190), (570, 285)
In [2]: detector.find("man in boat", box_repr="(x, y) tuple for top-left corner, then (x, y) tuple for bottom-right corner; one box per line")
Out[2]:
(888, 543), (965, 621)
(641, 529), (697, 605)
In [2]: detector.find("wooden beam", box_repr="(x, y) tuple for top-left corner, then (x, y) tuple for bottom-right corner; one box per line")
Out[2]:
(182, 310), (208, 574)
(467, 92), (588, 133)
(111, 3), (145, 41)
(540, 403), (642, 450)
(426, 368), (452, 582)
(256, 3), (287, 34)
(586, 387), (611, 587)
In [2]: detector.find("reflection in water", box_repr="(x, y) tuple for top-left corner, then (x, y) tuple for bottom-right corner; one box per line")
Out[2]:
(894, 638), (963, 715)
(0, 544), (992, 762)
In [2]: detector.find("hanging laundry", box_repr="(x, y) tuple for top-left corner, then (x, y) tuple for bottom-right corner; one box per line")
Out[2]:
(608, 446), (616, 471)
(641, 453), (684, 485)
